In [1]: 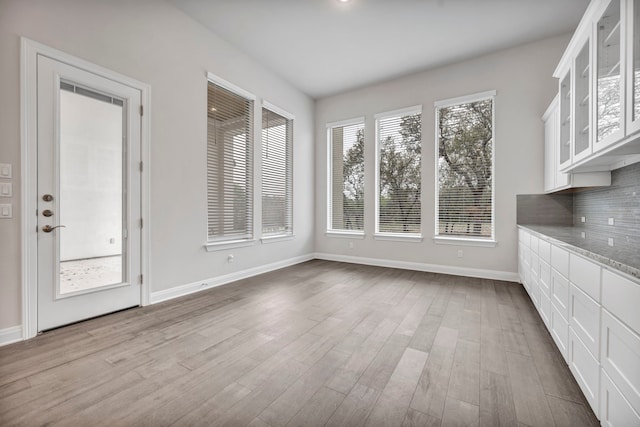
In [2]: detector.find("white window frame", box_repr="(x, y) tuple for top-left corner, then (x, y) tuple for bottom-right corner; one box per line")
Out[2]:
(433, 90), (497, 247)
(205, 72), (257, 251)
(260, 100), (294, 242)
(326, 117), (366, 237)
(374, 105), (423, 242)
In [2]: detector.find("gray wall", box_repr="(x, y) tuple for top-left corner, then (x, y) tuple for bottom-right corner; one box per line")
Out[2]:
(0, 0), (315, 331)
(315, 34), (570, 278)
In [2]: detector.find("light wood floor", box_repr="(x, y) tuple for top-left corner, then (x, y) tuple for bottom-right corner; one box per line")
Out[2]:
(0, 260), (599, 426)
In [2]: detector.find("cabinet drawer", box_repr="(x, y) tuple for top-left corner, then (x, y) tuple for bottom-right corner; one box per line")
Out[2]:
(602, 269), (640, 334)
(569, 283), (601, 360)
(569, 253), (601, 302)
(601, 310), (640, 416)
(550, 303), (569, 361)
(551, 269), (570, 318)
(530, 275), (540, 307)
(551, 245), (569, 278)
(538, 239), (551, 264)
(569, 328), (600, 418)
(521, 230), (530, 248)
(600, 370), (640, 427)
(538, 293), (551, 329)
(530, 235), (539, 254)
(539, 260), (551, 296)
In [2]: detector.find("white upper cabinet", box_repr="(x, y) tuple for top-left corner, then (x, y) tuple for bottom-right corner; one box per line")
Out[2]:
(575, 38), (592, 162)
(625, 0), (640, 134)
(553, 0), (640, 173)
(594, 0), (625, 151)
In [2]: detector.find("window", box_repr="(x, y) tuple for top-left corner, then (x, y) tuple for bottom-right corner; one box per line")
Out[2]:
(435, 91), (495, 242)
(207, 74), (255, 243)
(262, 103), (293, 237)
(375, 106), (422, 237)
(327, 118), (365, 233)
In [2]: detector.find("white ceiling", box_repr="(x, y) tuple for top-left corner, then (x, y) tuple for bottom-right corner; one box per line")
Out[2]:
(172, 0), (589, 98)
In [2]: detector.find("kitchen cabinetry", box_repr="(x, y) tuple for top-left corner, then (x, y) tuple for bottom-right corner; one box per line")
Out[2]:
(543, 96), (611, 193)
(552, 0), (640, 173)
(517, 226), (640, 422)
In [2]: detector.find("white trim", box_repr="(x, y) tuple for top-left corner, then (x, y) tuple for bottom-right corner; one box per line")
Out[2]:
(261, 234), (295, 244)
(205, 239), (257, 252)
(374, 233), (423, 243)
(206, 71), (256, 101)
(433, 236), (497, 247)
(325, 230), (366, 239)
(20, 38), (151, 339)
(375, 105), (423, 235)
(434, 91), (496, 242)
(326, 116), (365, 129)
(374, 105), (422, 120)
(150, 253), (314, 304)
(262, 100), (294, 120)
(313, 252), (520, 282)
(434, 90), (497, 108)
(0, 326), (23, 347)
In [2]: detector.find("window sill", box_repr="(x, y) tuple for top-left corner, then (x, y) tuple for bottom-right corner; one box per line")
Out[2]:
(261, 234), (294, 244)
(204, 239), (256, 252)
(374, 233), (423, 243)
(433, 236), (497, 247)
(325, 230), (365, 239)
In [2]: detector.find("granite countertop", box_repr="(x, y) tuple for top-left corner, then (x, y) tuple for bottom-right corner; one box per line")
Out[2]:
(518, 224), (640, 281)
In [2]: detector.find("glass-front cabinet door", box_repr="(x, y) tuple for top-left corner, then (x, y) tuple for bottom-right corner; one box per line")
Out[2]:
(574, 39), (592, 161)
(626, 0), (640, 135)
(595, 0), (624, 150)
(559, 71), (572, 169)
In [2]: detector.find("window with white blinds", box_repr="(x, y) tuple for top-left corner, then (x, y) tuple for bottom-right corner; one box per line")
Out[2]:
(435, 91), (495, 240)
(207, 76), (255, 243)
(262, 104), (293, 237)
(375, 106), (422, 236)
(327, 119), (365, 232)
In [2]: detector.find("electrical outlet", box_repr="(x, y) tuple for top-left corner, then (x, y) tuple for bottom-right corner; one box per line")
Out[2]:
(608, 217), (614, 225)
(608, 238), (614, 247)
(581, 216), (586, 223)
(581, 231), (586, 238)
(457, 250), (463, 258)
(348, 241), (354, 249)
(227, 254), (234, 263)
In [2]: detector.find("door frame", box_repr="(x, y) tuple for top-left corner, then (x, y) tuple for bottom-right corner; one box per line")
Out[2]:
(20, 38), (151, 340)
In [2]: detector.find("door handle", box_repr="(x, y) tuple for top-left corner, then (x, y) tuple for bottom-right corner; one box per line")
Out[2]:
(41, 225), (66, 233)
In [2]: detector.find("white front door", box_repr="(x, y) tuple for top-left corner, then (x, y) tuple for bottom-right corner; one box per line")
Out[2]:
(36, 55), (142, 331)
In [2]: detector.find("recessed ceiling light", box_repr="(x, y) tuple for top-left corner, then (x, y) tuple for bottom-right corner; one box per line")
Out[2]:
(337, 0), (350, 3)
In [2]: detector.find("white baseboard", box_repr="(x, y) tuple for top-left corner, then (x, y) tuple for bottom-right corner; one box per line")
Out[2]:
(0, 325), (23, 347)
(314, 252), (520, 283)
(150, 253), (315, 304)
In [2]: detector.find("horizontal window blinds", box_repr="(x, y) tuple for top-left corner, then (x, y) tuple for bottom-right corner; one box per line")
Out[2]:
(262, 107), (293, 236)
(329, 121), (365, 231)
(207, 81), (254, 242)
(377, 109), (422, 234)
(436, 97), (494, 239)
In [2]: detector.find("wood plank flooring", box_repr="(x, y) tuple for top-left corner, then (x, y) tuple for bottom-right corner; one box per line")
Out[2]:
(0, 260), (599, 426)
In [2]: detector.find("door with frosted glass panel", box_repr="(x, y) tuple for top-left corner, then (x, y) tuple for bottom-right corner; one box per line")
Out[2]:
(36, 55), (141, 331)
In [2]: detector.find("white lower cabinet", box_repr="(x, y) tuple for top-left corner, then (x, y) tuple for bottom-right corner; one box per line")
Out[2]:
(569, 328), (600, 418)
(601, 310), (640, 417)
(538, 293), (551, 328)
(551, 269), (570, 318)
(550, 302), (569, 361)
(600, 370), (640, 427)
(518, 227), (640, 423)
(569, 283), (601, 361)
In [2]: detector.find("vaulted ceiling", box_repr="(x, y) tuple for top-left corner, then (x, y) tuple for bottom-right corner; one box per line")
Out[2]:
(173, 0), (589, 98)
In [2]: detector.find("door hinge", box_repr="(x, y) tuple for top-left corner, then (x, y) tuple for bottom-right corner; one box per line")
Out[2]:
(139, 105), (143, 116)
(139, 161), (143, 172)
(138, 274), (143, 284)
(139, 218), (143, 228)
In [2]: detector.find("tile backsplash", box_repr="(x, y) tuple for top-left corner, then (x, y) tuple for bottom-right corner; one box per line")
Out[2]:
(517, 161), (640, 251)
(574, 162), (640, 248)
